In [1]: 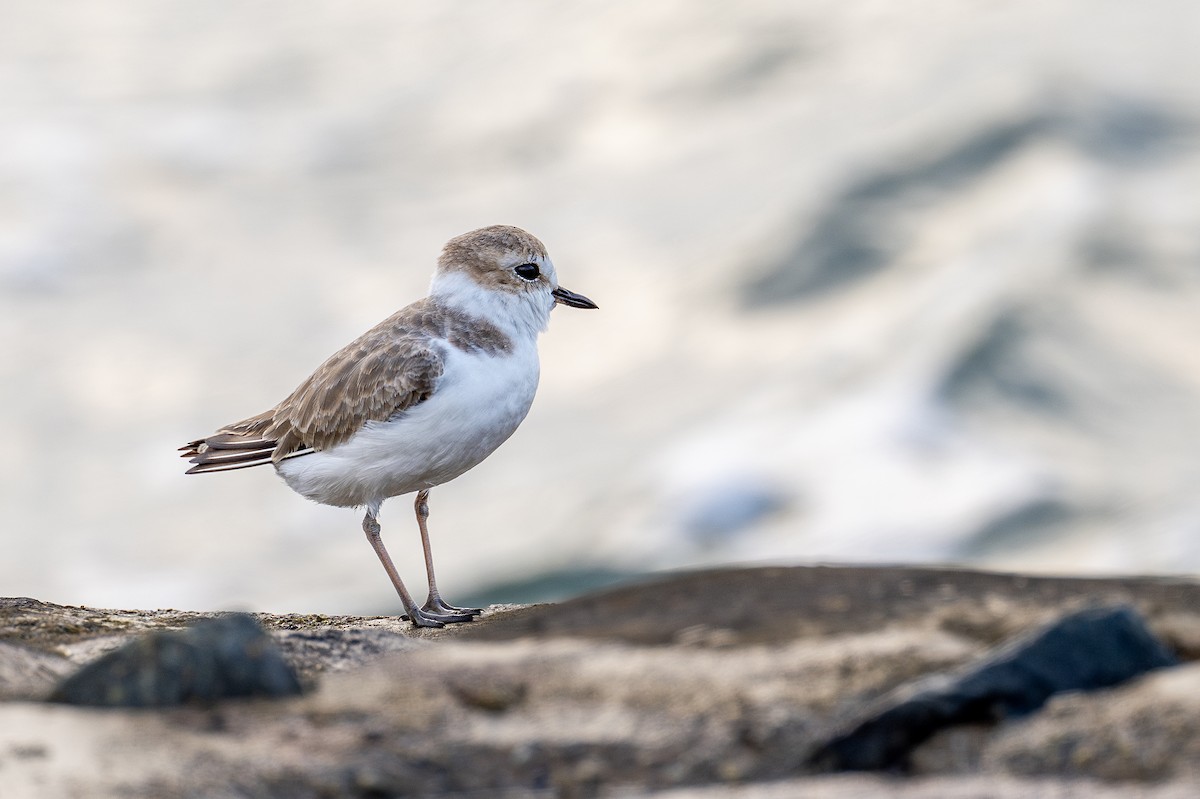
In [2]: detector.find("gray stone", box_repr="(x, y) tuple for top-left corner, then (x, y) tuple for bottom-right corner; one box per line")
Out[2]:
(49, 614), (302, 707)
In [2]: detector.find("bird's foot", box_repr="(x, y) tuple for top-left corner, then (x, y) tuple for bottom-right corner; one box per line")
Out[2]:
(400, 603), (478, 628)
(400, 606), (448, 628)
(423, 593), (483, 620)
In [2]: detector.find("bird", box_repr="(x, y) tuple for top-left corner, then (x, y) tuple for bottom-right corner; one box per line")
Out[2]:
(180, 225), (598, 627)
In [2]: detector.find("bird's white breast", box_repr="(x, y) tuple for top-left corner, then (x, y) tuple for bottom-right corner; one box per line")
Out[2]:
(276, 340), (540, 508)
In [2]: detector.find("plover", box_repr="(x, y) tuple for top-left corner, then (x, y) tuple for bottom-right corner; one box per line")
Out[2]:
(181, 225), (597, 627)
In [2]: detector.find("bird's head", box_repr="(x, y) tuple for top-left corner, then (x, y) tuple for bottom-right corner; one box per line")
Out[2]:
(431, 225), (597, 335)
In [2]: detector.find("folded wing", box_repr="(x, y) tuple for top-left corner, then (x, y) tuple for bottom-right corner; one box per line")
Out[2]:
(180, 322), (444, 475)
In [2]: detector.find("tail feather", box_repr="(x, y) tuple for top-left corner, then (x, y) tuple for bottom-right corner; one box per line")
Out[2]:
(190, 448), (273, 467)
(195, 433), (277, 451)
(182, 435), (277, 474)
(185, 456), (274, 475)
(182, 410), (313, 475)
(181, 432), (314, 475)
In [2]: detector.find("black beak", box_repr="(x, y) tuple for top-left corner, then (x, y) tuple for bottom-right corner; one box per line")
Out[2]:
(552, 286), (599, 309)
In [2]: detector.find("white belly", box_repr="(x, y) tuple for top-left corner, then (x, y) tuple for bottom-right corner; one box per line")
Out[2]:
(276, 343), (540, 508)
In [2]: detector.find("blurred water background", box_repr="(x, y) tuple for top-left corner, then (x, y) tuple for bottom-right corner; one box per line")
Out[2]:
(3, 1), (1200, 613)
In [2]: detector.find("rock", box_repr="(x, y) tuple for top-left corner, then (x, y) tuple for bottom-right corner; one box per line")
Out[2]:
(1, 566), (1199, 797)
(984, 662), (1200, 782)
(0, 642), (74, 702)
(0, 597), (431, 690)
(809, 605), (1178, 771)
(49, 614), (302, 706)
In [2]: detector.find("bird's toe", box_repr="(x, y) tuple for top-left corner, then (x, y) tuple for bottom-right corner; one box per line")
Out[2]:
(423, 596), (483, 619)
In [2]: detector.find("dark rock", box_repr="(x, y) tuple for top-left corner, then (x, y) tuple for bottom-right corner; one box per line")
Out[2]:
(49, 613), (302, 707)
(810, 605), (1178, 772)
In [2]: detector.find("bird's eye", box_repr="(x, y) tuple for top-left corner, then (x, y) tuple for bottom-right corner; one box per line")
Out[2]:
(514, 263), (540, 281)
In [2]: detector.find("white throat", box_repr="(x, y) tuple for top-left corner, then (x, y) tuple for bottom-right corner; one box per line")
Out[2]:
(430, 271), (553, 343)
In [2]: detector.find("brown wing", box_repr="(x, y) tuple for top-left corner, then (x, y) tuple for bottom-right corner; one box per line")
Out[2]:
(181, 308), (445, 473)
(272, 329), (443, 455)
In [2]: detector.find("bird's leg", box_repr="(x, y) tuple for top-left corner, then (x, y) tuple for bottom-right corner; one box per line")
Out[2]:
(415, 489), (483, 619)
(362, 509), (451, 628)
